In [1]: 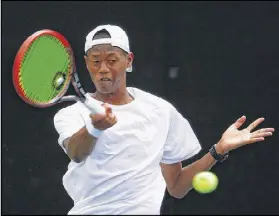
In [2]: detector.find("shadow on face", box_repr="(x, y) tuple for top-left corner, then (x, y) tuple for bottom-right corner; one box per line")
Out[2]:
(84, 44), (133, 94)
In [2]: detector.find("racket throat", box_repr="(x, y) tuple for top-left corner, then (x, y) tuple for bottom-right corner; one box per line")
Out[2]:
(59, 95), (84, 103)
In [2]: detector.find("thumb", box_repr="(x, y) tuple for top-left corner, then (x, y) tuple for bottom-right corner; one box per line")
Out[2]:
(231, 115), (246, 129)
(89, 112), (106, 122)
(102, 103), (112, 115)
(102, 103), (116, 119)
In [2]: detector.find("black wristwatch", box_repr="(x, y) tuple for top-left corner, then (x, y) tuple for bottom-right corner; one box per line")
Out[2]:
(209, 144), (229, 162)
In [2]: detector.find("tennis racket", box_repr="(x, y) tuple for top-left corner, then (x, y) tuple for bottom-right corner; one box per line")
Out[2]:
(12, 29), (105, 115)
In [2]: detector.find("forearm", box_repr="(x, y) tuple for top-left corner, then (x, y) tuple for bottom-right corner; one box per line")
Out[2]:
(171, 152), (217, 198)
(67, 127), (97, 163)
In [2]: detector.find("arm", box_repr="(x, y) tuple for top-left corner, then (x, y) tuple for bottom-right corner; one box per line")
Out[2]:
(54, 103), (117, 163)
(63, 127), (97, 163)
(161, 116), (274, 199)
(161, 147), (218, 199)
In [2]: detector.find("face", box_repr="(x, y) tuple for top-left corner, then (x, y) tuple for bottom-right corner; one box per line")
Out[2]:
(84, 44), (133, 94)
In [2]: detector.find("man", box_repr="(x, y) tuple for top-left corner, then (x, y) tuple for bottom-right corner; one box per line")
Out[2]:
(53, 24), (274, 215)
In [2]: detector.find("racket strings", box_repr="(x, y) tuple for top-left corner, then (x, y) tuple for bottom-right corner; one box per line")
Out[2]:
(19, 35), (71, 103)
(20, 38), (42, 102)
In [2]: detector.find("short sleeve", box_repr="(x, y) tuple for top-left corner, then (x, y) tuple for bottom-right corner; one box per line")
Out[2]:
(161, 106), (202, 164)
(53, 104), (86, 153)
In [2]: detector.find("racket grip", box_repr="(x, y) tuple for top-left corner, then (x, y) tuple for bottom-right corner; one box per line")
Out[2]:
(84, 93), (106, 115)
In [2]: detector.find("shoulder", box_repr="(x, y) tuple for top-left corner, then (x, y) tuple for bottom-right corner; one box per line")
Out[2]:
(128, 87), (187, 124)
(129, 87), (174, 110)
(54, 101), (87, 121)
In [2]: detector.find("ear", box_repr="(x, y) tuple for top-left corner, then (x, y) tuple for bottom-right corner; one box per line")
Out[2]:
(84, 55), (89, 70)
(127, 52), (134, 68)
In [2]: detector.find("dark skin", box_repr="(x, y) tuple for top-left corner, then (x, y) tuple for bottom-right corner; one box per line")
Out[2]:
(64, 44), (275, 199)
(65, 44), (133, 161)
(84, 44), (134, 105)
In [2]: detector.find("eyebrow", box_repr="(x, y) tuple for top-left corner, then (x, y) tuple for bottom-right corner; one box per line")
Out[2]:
(89, 45), (123, 55)
(89, 52), (119, 57)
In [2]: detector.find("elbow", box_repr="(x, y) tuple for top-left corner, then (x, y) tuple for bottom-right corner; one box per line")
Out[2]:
(168, 189), (190, 199)
(71, 157), (83, 163)
(68, 150), (86, 163)
(67, 143), (87, 163)
(169, 193), (185, 200)
(69, 153), (87, 163)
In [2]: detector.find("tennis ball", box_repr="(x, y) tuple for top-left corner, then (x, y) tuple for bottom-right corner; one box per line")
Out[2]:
(53, 76), (65, 90)
(192, 171), (219, 194)
(55, 77), (64, 87)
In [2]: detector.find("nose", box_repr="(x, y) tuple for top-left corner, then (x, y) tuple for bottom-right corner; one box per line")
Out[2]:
(99, 61), (109, 74)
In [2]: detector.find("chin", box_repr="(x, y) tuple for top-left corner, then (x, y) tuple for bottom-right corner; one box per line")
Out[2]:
(96, 86), (114, 94)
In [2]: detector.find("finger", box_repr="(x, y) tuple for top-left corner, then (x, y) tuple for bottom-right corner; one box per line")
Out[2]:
(264, 128), (275, 133)
(246, 137), (265, 144)
(92, 112), (117, 129)
(93, 116), (110, 129)
(251, 132), (273, 139)
(90, 113), (106, 123)
(231, 115), (246, 129)
(106, 112), (117, 124)
(93, 119), (116, 130)
(252, 128), (275, 134)
(108, 112), (115, 119)
(102, 103), (112, 115)
(95, 125), (108, 130)
(246, 117), (265, 131)
(112, 114), (117, 125)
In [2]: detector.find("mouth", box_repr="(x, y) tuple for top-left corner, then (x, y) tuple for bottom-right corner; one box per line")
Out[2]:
(100, 78), (112, 82)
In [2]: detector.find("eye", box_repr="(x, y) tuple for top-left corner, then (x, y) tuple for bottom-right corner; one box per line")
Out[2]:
(92, 60), (100, 64)
(108, 59), (117, 64)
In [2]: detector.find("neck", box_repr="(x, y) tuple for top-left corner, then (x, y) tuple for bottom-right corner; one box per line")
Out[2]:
(93, 87), (134, 105)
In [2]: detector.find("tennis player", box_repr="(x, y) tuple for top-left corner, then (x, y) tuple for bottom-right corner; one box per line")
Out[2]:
(53, 24), (274, 215)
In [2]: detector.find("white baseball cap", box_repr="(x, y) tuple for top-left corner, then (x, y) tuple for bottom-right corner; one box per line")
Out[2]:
(84, 24), (132, 72)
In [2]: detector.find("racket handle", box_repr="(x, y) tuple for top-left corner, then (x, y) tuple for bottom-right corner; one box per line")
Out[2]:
(84, 93), (106, 115)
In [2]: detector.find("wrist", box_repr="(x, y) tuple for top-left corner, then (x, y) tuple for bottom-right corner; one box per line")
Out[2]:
(209, 144), (229, 163)
(215, 141), (227, 155)
(85, 117), (103, 138)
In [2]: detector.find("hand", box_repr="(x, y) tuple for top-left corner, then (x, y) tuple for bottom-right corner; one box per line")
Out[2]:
(89, 103), (117, 130)
(215, 116), (275, 154)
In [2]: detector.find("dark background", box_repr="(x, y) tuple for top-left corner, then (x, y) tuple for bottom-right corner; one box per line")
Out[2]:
(2, 1), (279, 215)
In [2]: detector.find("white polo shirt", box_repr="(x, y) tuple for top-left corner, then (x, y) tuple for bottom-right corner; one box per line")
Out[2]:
(53, 87), (202, 215)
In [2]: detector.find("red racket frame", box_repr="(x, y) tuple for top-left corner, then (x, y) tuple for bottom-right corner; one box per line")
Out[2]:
(12, 29), (76, 108)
